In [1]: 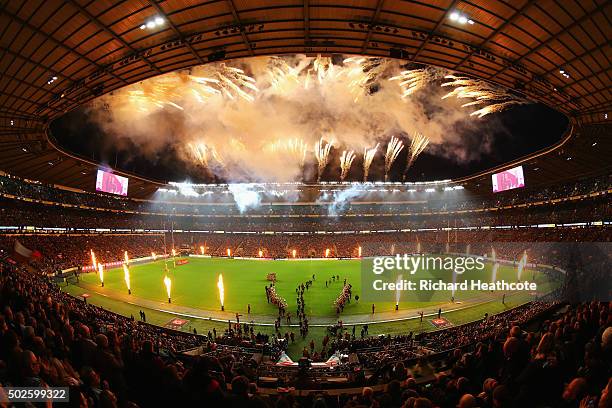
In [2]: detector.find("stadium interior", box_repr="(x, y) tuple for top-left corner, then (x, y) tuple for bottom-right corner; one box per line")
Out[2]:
(0, 1), (610, 407)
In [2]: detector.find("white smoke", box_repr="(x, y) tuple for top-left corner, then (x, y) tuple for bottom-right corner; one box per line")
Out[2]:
(90, 55), (514, 182)
(227, 184), (263, 213)
(318, 184), (367, 216)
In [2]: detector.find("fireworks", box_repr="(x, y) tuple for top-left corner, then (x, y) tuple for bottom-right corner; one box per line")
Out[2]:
(363, 143), (379, 182)
(312, 55), (334, 84)
(265, 138), (308, 166)
(384, 136), (404, 181)
(123, 264), (131, 294)
(315, 137), (333, 182)
(217, 274), (225, 311)
(339, 150), (356, 181)
(214, 64), (259, 102)
(390, 68), (437, 98)
(187, 141), (224, 169)
(343, 57), (390, 102)
(441, 75), (528, 117)
(124, 250), (129, 265)
(90, 250), (96, 269)
(267, 57), (300, 91)
(164, 275), (172, 303)
(404, 132), (430, 179)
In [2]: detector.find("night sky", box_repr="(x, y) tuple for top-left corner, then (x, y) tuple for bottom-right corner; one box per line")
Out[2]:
(51, 99), (568, 184)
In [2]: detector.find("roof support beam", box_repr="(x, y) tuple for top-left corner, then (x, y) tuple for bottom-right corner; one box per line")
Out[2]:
(360, 0), (385, 53)
(67, 0), (161, 74)
(452, 0), (536, 70)
(412, 0), (460, 62)
(226, 0), (254, 55)
(0, 8), (128, 86)
(487, 1), (608, 80)
(148, 0), (204, 65)
(304, 0), (310, 43)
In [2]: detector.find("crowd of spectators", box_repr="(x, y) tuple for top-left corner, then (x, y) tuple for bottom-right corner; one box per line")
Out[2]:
(1, 258), (610, 407)
(0, 172), (609, 219)
(0, 226), (609, 275)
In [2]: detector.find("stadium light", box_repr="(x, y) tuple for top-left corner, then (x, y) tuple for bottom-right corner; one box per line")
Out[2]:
(141, 16), (164, 30)
(449, 11), (474, 25)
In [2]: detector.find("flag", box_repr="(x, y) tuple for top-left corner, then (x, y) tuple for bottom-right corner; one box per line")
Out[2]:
(12, 240), (35, 263)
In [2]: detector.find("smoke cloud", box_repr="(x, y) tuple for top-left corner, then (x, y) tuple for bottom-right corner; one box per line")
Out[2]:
(90, 55), (520, 182)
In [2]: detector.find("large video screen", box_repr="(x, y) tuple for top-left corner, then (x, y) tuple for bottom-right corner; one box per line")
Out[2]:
(492, 165), (525, 193)
(96, 170), (129, 196)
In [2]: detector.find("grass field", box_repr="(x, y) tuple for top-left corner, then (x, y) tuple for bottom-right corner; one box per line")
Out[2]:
(74, 256), (552, 317)
(63, 256), (558, 358)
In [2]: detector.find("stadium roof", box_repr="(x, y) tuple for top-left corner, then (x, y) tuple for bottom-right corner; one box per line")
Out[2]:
(0, 0), (610, 197)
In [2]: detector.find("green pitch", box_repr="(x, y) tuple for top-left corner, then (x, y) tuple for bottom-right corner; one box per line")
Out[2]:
(76, 257), (553, 317)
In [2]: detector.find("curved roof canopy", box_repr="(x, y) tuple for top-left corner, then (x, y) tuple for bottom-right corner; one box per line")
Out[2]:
(0, 0), (610, 196)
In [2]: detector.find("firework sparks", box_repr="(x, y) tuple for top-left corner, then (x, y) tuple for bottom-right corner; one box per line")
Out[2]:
(266, 138), (308, 166)
(389, 68), (437, 98)
(215, 64), (259, 102)
(404, 132), (429, 179)
(343, 57), (390, 102)
(267, 57), (300, 91)
(315, 137), (333, 182)
(441, 75), (528, 117)
(384, 136), (404, 181)
(363, 143), (379, 182)
(339, 150), (356, 181)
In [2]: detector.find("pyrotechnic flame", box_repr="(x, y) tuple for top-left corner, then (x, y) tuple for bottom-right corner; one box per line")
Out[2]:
(315, 137), (333, 182)
(200, 246), (205, 255)
(389, 68), (437, 98)
(124, 251), (129, 265)
(217, 274), (225, 308)
(491, 247), (499, 282)
(90, 250), (97, 268)
(395, 274), (403, 306)
(123, 264), (130, 291)
(441, 75), (528, 117)
(339, 150), (356, 181)
(151, 252), (156, 260)
(363, 143), (379, 182)
(384, 136), (404, 181)
(404, 132), (429, 179)
(517, 251), (528, 280)
(97, 263), (104, 285)
(163, 275), (171, 299)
